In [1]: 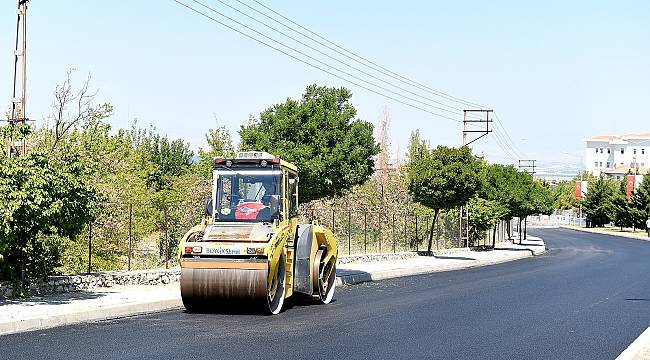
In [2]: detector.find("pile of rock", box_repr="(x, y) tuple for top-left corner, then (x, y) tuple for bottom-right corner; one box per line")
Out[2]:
(0, 282), (13, 298)
(0, 269), (181, 299)
(337, 252), (418, 264)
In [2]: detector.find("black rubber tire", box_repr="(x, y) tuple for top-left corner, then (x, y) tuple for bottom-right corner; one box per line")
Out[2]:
(266, 254), (286, 315)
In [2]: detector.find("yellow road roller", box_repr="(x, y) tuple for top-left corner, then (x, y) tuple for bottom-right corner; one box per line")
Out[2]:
(178, 151), (338, 314)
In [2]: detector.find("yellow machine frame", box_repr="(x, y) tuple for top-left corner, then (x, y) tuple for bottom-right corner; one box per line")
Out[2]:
(178, 152), (337, 314)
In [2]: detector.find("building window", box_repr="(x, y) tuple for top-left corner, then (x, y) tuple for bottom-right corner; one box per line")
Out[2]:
(621, 149), (625, 154)
(643, 149), (646, 155)
(634, 149), (637, 155)
(607, 148), (610, 154)
(594, 162), (598, 167)
(599, 162), (603, 167)
(607, 162), (610, 167)
(595, 148), (598, 153)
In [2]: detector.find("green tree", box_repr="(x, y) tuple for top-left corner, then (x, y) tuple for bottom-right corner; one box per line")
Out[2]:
(0, 153), (101, 291)
(483, 167), (553, 241)
(552, 172), (596, 210)
(513, 180), (554, 241)
(481, 164), (528, 239)
(468, 196), (507, 246)
(406, 129), (427, 164)
(239, 85), (379, 203)
(61, 120), (197, 271)
(13, 73), (214, 273)
(529, 181), (555, 216)
(482, 164), (526, 220)
(582, 177), (614, 227)
(143, 134), (194, 191)
(407, 145), (485, 253)
(552, 180), (579, 210)
(508, 173), (537, 240)
(632, 175), (650, 229)
(0, 123), (31, 157)
(474, 164), (515, 243)
(509, 173), (535, 219)
(195, 123), (236, 179)
(607, 179), (633, 230)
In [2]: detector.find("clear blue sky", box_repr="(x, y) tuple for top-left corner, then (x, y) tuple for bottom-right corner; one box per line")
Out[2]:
(1, 0), (648, 170)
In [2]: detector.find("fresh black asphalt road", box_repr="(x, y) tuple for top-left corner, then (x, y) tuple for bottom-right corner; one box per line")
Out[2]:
(2, 228), (650, 360)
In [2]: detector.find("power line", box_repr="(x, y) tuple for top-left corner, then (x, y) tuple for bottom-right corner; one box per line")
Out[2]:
(480, 152), (521, 161)
(494, 127), (523, 160)
(184, 0), (464, 120)
(172, 0), (462, 122)
(247, 0), (486, 110)
(212, 0), (469, 116)
(493, 126), (522, 158)
(493, 112), (526, 158)
(174, 0), (527, 163)
(464, 110), (523, 161)
(491, 129), (520, 161)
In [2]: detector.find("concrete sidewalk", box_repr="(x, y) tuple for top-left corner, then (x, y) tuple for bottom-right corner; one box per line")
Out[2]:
(617, 325), (650, 360)
(0, 285), (182, 335)
(561, 225), (650, 241)
(0, 236), (545, 336)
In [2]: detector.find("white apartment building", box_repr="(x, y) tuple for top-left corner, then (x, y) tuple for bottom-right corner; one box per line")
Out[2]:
(585, 133), (650, 180)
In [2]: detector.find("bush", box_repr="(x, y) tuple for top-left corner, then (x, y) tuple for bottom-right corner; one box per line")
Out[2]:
(0, 152), (100, 291)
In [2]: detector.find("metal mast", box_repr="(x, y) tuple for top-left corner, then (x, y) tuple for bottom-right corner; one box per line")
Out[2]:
(5, 0), (30, 157)
(460, 109), (493, 248)
(376, 105), (391, 176)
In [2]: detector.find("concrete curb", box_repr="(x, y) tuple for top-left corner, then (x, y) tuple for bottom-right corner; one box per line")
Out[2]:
(500, 239), (547, 256)
(336, 238), (546, 286)
(616, 325), (650, 360)
(0, 298), (182, 336)
(337, 252), (418, 265)
(560, 226), (650, 242)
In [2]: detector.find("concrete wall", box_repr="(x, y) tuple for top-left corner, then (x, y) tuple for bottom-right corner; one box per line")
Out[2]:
(0, 269), (181, 299)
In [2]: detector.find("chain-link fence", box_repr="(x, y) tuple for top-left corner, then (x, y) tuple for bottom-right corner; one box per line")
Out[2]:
(77, 201), (513, 273)
(526, 210), (585, 227)
(76, 197), (208, 274)
(301, 207), (510, 255)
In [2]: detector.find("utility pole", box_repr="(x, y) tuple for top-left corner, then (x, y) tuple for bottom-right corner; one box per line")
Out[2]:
(4, 0), (31, 158)
(375, 106), (391, 223)
(518, 159), (537, 177)
(462, 109), (493, 147)
(461, 109), (493, 247)
(376, 105), (391, 180)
